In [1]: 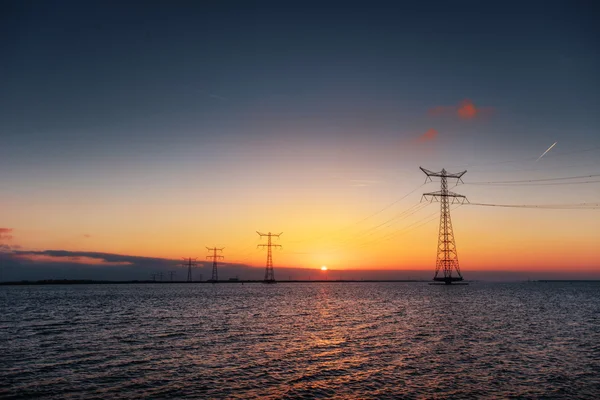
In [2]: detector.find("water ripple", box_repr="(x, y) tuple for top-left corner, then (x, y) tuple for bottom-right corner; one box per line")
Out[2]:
(1, 282), (599, 398)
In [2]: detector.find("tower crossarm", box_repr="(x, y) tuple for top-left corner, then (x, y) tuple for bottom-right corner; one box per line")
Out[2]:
(256, 231), (282, 237)
(206, 247), (225, 260)
(420, 166), (467, 183)
(422, 191), (469, 204)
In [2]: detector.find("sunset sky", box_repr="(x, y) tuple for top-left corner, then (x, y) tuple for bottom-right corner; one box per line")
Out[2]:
(1, 1), (599, 280)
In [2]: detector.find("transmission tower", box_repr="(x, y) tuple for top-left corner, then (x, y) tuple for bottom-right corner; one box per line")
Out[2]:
(206, 247), (224, 282)
(179, 257), (198, 282)
(257, 231), (282, 283)
(420, 167), (469, 284)
(168, 271), (176, 282)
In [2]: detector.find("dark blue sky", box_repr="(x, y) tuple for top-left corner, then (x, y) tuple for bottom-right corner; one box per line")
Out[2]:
(2, 1), (599, 187)
(2, 1), (598, 158)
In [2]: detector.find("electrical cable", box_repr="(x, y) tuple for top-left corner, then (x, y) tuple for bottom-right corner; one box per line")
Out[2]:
(468, 202), (599, 209)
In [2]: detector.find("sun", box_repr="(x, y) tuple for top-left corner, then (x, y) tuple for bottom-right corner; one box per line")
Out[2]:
(321, 266), (328, 271)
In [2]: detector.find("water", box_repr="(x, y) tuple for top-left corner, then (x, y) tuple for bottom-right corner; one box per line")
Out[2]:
(1, 282), (599, 399)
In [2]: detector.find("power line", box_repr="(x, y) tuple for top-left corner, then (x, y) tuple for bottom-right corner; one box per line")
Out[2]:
(348, 183), (426, 226)
(226, 240), (261, 265)
(357, 205), (438, 248)
(288, 202), (431, 256)
(352, 202), (429, 243)
(257, 232), (282, 283)
(356, 202), (425, 236)
(179, 257), (198, 282)
(472, 160), (600, 175)
(468, 173), (600, 185)
(365, 204), (464, 248)
(448, 145), (600, 170)
(334, 202), (425, 246)
(206, 247), (224, 282)
(468, 202), (599, 209)
(466, 180), (600, 186)
(284, 184), (428, 256)
(286, 183), (426, 245)
(420, 167), (469, 284)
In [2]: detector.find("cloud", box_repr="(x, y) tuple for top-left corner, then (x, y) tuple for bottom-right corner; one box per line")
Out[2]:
(1, 250), (211, 281)
(428, 99), (492, 120)
(83, 234), (91, 239)
(13, 250), (170, 266)
(2, 250), (599, 282)
(14, 253), (132, 266)
(417, 128), (439, 142)
(457, 99), (478, 119)
(0, 228), (13, 241)
(0, 244), (13, 252)
(0, 228), (17, 252)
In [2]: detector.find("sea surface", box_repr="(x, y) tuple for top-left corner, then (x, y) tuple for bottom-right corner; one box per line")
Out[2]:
(1, 282), (599, 399)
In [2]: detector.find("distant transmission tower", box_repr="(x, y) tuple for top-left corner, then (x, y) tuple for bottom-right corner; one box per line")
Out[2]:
(257, 231), (282, 283)
(179, 257), (198, 282)
(206, 247), (224, 282)
(168, 271), (177, 282)
(420, 167), (469, 284)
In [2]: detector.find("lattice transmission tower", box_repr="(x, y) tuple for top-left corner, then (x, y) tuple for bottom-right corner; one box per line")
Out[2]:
(420, 167), (469, 284)
(179, 257), (198, 282)
(206, 247), (224, 282)
(257, 232), (282, 283)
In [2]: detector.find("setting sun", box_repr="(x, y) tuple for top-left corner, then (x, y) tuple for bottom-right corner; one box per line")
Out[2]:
(321, 266), (328, 271)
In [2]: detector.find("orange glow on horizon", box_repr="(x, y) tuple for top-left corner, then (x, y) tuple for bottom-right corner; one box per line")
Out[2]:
(3, 156), (599, 275)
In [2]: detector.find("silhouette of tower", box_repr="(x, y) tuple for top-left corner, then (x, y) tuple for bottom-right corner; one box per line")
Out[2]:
(206, 247), (224, 282)
(179, 257), (198, 282)
(420, 167), (469, 284)
(256, 231), (282, 283)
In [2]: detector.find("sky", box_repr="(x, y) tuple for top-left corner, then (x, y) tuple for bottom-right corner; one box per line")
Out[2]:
(1, 0), (599, 281)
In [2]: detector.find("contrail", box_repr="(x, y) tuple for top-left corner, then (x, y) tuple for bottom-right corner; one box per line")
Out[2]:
(536, 141), (557, 161)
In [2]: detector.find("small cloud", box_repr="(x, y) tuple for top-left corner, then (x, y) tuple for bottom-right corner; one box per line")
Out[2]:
(208, 93), (227, 101)
(83, 234), (91, 239)
(0, 228), (13, 241)
(349, 179), (382, 187)
(457, 99), (478, 119)
(0, 228), (19, 252)
(417, 128), (439, 142)
(428, 99), (492, 120)
(0, 244), (22, 252)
